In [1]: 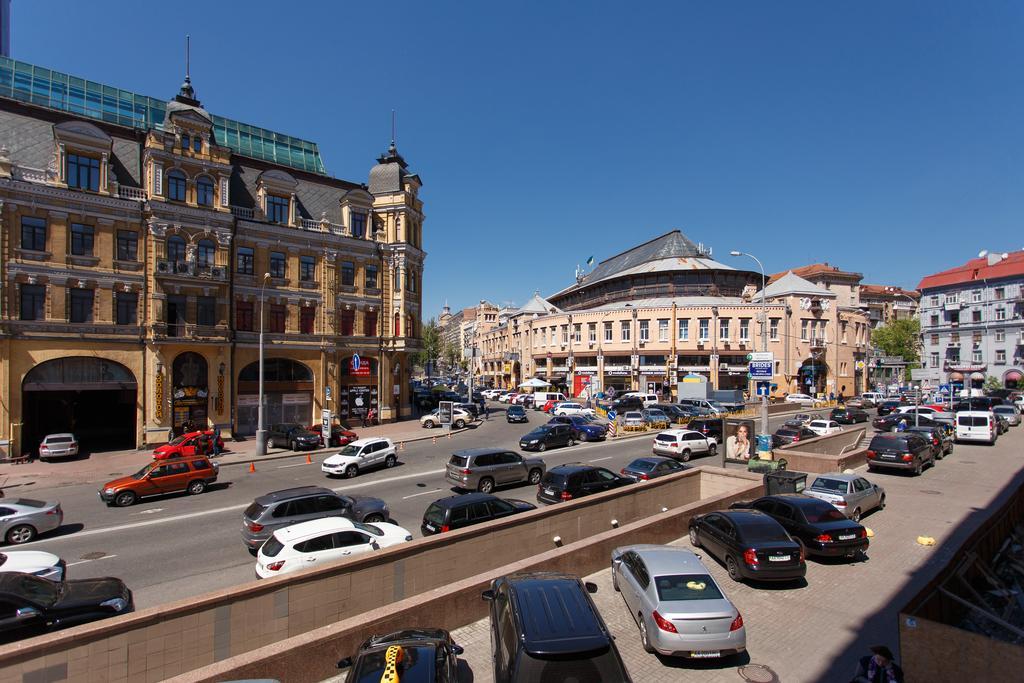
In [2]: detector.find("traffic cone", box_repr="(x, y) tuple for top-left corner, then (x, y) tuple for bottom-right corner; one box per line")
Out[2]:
(432, 436), (437, 445)
(306, 453), (312, 464)
(248, 462), (256, 473)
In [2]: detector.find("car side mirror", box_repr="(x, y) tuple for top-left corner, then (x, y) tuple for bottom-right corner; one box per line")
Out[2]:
(451, 644), (465, 656)
(611, 557), (622, 568)
(16, 607), (42, 621)
(584, 581), (599, 594)
(481, 589), (495, 602)
(336, 657), (353, 669)
(370, 541), (380, 550)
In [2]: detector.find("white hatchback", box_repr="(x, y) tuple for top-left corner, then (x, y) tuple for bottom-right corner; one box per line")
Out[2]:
(321, 437), (397, 479)
(0, 550), (65, 581)
(255, 517), (412, 579)
(807, 420), (843, 436)
(785, 394), (818, 407)
(552, 402), (595, 417)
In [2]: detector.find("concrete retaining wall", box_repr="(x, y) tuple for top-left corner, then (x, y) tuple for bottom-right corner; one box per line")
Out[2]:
(775, 427), (867, 473)
(0, 467), (761, 683)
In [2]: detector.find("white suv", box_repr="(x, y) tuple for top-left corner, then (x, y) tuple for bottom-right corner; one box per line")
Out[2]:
(785, 393), (818, 407)
(807, 420), (843, 436)
(322, 437), (397, 478)
(623, 392), (660, 407)
(652, 428), (717, 462)
(552, 402), (595, 417)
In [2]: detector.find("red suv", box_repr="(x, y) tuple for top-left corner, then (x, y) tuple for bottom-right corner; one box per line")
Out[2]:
(152, 431), (225, 460)
(308, 423), (358, 447)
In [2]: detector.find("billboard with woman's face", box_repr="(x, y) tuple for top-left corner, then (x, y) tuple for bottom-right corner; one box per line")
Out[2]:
(725, 419), (756, 462)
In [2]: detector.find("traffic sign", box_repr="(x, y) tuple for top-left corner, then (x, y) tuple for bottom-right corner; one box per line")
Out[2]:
(748, 360), (773, 380)
(756, 381), (770, 397)
(325, 386), (332, 402)
(607, 409), (617, 421)
(749, 352), (774, 362)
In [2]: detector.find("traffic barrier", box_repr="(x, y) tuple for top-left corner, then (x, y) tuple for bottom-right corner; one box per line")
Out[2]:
(248, 462), (256, 473)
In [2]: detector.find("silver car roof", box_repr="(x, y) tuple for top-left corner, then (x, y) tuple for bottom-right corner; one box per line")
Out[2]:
(812, 472), (860, 482)
(615, 544), (706, 575)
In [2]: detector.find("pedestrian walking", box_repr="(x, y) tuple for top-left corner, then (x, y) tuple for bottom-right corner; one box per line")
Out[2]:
(850, 645), (904, 683)
(212, 426), (222, 457)
(484, 404), (490, 420)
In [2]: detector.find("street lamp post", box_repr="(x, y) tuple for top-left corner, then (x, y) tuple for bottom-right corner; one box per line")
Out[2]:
(730, 250), (769, 451)
(255, 272), (272, 456)
(885, 287), (922, 425)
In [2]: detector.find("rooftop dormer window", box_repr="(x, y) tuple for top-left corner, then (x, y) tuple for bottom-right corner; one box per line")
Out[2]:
(67, 153), (100, 192)
(266, 195), (289, 224)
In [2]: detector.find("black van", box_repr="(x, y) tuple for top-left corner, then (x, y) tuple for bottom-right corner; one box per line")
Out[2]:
(686, 417), (724, 444)
(482, 572), (631, 683)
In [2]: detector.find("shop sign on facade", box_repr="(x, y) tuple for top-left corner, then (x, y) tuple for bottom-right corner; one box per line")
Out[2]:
(349, 354), (371, 377)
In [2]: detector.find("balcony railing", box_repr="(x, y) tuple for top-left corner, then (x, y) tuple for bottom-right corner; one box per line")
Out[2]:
(117, 186), (148, 201)
(153, 322), (229, 340)
(155, 259), (228, 281)
(230, 205), (254, 220)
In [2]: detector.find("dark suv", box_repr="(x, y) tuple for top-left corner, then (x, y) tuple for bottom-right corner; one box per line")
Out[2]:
(240, 486), (389, 551)
(830, 407), (869, 424)
(686, 418), (724, 444)
(866, 433), (936, 475)
(421, 493), (535, 535)
(611, 395), (644, 412)
(519, 424), (576, 452)
(266, 423), (320, 451)
(482, 572), (631, 683)
(537, 464), (631, 504)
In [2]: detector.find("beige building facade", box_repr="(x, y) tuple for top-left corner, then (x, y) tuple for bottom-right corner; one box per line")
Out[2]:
(477, 232), (870, 399)
(0, 56), (424, 457)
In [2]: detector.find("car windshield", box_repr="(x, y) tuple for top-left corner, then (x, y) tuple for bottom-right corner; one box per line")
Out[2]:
(628, 460), (657, 472)
(261, 536), (284, 558)
(775, 428), (798, 437)
(449, 455), (469, 467)
(625, 412), (642, 419)
(166, 435), (188, 446)
(994, 407), (1014, 414)
(244, 502), (268, 519)
(339, 444), (362, 456)
(802, 503), (848, 523)
(353, 521), (385, 536)
(809, 478), (847, 493)
(741, 521), (792, 542)
(9, 573), (61, 607)
(424, 504), (446, 526)
(530, 426), (553, 435)
(542, 472), (569, 487)
(654, 573), (724, 602)
(351, 644), (437, 683)
(130, 465), (152, 480)
(517, 647), (622, 680)
(44, 436), (73, 444)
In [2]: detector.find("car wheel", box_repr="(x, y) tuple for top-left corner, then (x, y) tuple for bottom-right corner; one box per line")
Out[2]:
(187, 480), (207, 495)
(726, 555), (742, 582)
(423, 420), (435, 429)
(680, 449), (691, 462)
(455, 419), (466, 429)
(851, 508), (862, 522)
(612, 570), (619, 592)
(345, 465), (359, 478)
(528, 469), (543, 485)
(913, 462), (923, 476)
(478, 477), (495, 494)
(689, 527), (700, 548)
(363, 513), (385, 524)
(879, 495), (886, 510)
(639, 615), (655, 653)
(537, 443), (546, 452)
(114, 491), (137, 507)
(384, 454), (396, 468)
(579, 433), (588, 442)
(267, 437), (276, 449)
(708, 443), (717, 456)
(5, 524), (37, 545)
(566, 437), (575, 447)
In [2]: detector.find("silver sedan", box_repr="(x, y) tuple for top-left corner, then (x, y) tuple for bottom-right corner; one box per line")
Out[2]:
(612, 544), (746, 660)
(0, 498), (63, 545)
(993, 406), (1021, 427)
(804, 473), (885, 521)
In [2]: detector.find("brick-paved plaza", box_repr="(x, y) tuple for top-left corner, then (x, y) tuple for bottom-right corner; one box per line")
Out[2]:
(447, 428), (1024, 682)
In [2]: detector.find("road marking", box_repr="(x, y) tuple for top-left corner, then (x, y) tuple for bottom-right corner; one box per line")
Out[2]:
(277, 462), (310, 469)
(402, 488), (442, 500)
(137, 508), (164, 515)
(329, 468), (445, 492)
(67, 554), (118, 567)
(588, 456), (613, 462)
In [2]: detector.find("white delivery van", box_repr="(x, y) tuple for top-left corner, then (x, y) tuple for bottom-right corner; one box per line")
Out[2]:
(623, 392), (660, 407)
(532, 392), (567, 410)
(955, 411), (997, 445)
(861, 392), (885, 404)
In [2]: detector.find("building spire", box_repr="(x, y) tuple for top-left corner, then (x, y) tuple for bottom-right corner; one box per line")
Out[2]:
(177, 34), (197, 103)
(389, 109), (397, 154)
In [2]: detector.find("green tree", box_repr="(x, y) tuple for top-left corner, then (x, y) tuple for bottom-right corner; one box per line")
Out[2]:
(983, 375), (1003, 393)
(413, 318), (442, 374)
(442, 340), (461, 373)
(871, 318), (921, 381)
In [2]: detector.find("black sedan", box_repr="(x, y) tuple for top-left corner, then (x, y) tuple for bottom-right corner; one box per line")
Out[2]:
(547, 414), (607, 441)
(731, 494), (869, 560)
(619, 456), (687, 482)
(830, 407), (869, 424)
(518, 424), (576, 451)
(0, 572), (133, 642)
(688, 510), (806, 582)
(876, 400), (906, 417)
(771, 426), (817, 447)
(337, 628), (464, 682)
(506, 405), (529, 424)
(872, 413), (942, 432)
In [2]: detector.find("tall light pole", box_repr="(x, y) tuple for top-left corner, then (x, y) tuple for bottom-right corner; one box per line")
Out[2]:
(255, 272), (271, 456)
(731, 250), (769, 450)
(885, 287), (922, 425)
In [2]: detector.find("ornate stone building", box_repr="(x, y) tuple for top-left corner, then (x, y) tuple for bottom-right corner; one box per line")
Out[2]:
(0, 55), (424, 457)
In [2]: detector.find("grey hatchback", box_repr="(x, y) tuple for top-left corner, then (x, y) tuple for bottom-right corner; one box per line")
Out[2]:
(0, 498), (63, 545)
(241, 486), (389, 552)
(445, 448), (547, 494)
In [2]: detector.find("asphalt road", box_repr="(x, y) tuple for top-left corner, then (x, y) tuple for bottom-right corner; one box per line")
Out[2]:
(9, 404), (833, 608)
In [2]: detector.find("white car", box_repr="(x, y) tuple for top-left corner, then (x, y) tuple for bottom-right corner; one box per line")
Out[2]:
(321, 437), (397, 478)
(0, 550), (65, 581)
(895, 406), (954, 425)
(255, 517), (412, 579)
(552, 402), (595, 417)
(420, 408), (471, 429)
(652, 428), (717, 461)
(785, 393), (818, 407)
(38, 433), (79, 460)
(807, 419), (843, 436)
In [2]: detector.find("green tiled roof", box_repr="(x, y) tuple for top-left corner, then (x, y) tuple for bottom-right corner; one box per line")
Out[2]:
(0, 56), (326, 174)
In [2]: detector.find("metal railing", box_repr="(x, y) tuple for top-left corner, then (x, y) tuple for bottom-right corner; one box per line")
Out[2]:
(155, 260), (227, 281)
(153, 322), (229, 339)
(117, 186), (148, 201)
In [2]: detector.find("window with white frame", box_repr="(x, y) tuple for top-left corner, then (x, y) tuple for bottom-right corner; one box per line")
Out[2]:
(769, 318), (779, 340)
(995, 308), (1006, 321)
(604, 321), (613, 342)
(930, 352), (939, 367)
(698, 319), (709, 341)
(930, 295), (939, 307)
(945, 293), (959, 304)
(739, 319), (750, 341)
(639, 320), (650, 342)
(971, 290), (982, 303)
(995, 329), (1005, 342)
(719, 318), (730, 340)
(658, 319), (669, 342)
(800, 320), (809, 340)
(620, 320), (631, 342)
(995, 349), (1006, 364)
(588, 323), (596, 343)
(561, 325), (569, 344)
(972, 349), (983, 363)
(573, 323), (581, 343)
(678, 318), (689, 341)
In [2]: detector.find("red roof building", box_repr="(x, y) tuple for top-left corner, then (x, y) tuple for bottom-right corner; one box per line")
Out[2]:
(917, 251), (1024, 291)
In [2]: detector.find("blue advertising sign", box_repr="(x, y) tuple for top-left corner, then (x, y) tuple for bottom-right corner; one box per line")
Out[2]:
(748, 360), (773, 379)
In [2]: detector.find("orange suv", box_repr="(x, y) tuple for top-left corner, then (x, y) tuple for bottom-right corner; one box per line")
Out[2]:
(99, 456), (219, 507)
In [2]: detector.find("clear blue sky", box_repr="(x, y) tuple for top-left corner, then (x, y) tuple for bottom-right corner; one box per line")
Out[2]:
(11, 1), (1023, 317)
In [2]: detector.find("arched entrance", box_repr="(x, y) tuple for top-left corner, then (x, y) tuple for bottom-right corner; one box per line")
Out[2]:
(798, 358), (829, 396)
(22, 357), (137, 454)
(1004, 370), (1022, 390)
(172, 352), (209, 433)
(236, 358), (314, 435)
